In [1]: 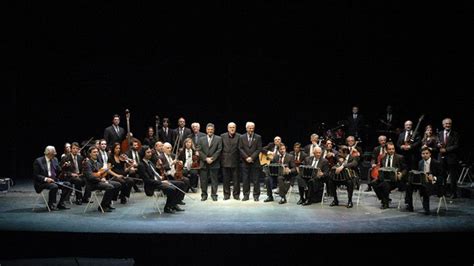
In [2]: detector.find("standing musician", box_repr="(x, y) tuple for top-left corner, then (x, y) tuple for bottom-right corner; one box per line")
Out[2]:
(295, 146), (329, 206)
(397, 120), (421, 171)
(377, 105), (400, 142)
(158, 118), (173, 144)
(329, 146), (359, 208)
(177, 138), (199, 193)
(198, 123), (222, 201)
(83, 147), (121, 212)
(346, 106), (366, 145)
(137, 146), (183, 213)
(107, 143), (136, 204)
(263, 143), (296, 204)
(421, 125), (439, 159)
(238, 122), (262, 201)
(188, 122), (206, 148)
(437, 118), (460, 199)
(220, 122), (241, 200)
(405, 147), (443, 214)
(303, 133), (321, 156)
(161, 143), (188, 205)
(60, 142), (91, 205)
(33, 146), (72, 210)
(104, 114), (126, 151)
(367, 135), (388, 192)
(173, 117), (192, 149)
(143, 126), (158, 148)
(290, 142), (308, 168)
(372, 142), (407, 209)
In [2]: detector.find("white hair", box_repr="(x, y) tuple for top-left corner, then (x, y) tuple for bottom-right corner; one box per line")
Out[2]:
(245, 122), (255, 128)
(163, 142), (172, 149)
(228, 122), (236, 127)
(191, 122), (200, 128)
(44, 146), (57, 155)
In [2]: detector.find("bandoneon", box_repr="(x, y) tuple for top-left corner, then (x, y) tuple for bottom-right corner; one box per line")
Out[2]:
(300, 165), (317, 179)
(379, 167), (397, 182)
(268, 163), (284, 177)
(408, 170), (428, 185)
(331, 168), (354, 181)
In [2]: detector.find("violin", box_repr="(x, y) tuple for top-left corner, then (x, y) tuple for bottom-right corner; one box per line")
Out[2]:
(191, 152), (200, 169)
(174, 160), (184, 180)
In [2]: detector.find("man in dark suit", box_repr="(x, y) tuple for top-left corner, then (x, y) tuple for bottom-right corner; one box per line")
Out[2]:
(303, 134), (321, 156)
(220, 122), (241, 200)
(104, 114), (126, 151)
(60, 142), (91, 205)
(158, 118), (173, 144)
(329, 146), (360, 208)
(397, 120), (421, 171)
(188, 122), (206, 149)
(346, 106), (365, 143)
(263, 144), (296, 204)
(137, 146), (183, 213)
(173, 117), (192, 149)
(238, 122), (262, 201)
(437, 118), (460, 198)
(295, 146), (329, 205)
(33, 146), (71, 210)
(198, 123), (222, 201)
(405, 147), (444, 214)
(377, 105), (400, 142)
(372, 142), (407, 209)
(83, 147), (121, 212)
(367, 135), (388, 192)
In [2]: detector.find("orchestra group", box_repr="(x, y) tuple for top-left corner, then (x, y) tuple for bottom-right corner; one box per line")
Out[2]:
(33, 106), (461, 215)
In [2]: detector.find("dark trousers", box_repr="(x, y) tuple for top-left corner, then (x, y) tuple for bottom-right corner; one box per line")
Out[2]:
(68, 176), (86, 201)
(406, 183), (434, 211)
(166, 175), (190, 196)
(183, 169), (199, 189)
(373, 180), (401, 205)
(145, 180), (179, 208)
(264, 175), (276, 197)
(110, 176), (134, 200)
(200, 168), (219, 198)
(329, 179), (353, 203)
(296, 176), (324, 203)
(89, 181), (121, 207)
(241, 165), (261, 199)
(36, 182), (72, 206)
(277, 175), (292, 198)
(446, 163), (459, 195)
(222, 167), (240, 198)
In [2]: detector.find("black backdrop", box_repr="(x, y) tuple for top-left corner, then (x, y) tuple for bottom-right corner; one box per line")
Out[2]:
(12, 2), (473, 180)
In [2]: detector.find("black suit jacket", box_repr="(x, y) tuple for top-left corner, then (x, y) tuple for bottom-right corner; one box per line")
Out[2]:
(198, 135), (223, 169)
(60, 154), (84, 178)
(418, 158), (443, 184)
(104, 125), (125, 150)
(302, 156), (330, 177)
(173, 127), (192, 148)
(437, 130), (460, 164)
(289, 151), (308, 164)
(188, 132), (206, 148)
(397, 130), (421, 152)
(371, 145), (386, 165)
(239, 133), (262, 167)
(158, 127), (173, 144)
(271, 153), (296, 176)
(33, 156), (60, 190)
(346, 114), (365, 137)
(381, 154), (407, 178)
(83, 159), (102, 184)
(220, 132), (241, 168)
(137, 160), (163, 196)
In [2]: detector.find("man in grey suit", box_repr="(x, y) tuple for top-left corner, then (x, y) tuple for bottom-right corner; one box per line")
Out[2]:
(221, 122), (241, 200)
(104, 114), (126, 151)
(198, 123), (222, 201)
(238, 122), (262, 201)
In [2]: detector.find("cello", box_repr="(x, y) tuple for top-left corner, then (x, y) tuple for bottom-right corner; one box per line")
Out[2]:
(121, 109), (142, 152)
(370, 147), (386, 181)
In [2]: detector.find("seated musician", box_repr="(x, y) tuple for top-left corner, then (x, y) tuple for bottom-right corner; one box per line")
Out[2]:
(303, 133), (321, 156)
(83, 147), (121, 212)
(405, 147), (443, 215)
(295, 146), (329, 206)
(262, 136), (282, 159)
(329, 146), (359, 208)
(322, 139), (338, 196)
(263, 143), (296, 204)
(60, 142), (91, 205)
(160, 142), (188, 205)
(177, 138), (199, 193)
(372, 142), (407, 209)
(125, 139), (143, 193)
(107, 143), (136, 204)
(289, 142), (308, 167)
(33, 146), (72, 210)
(367, 135), (387, 192)
(137, 146), (183, 213)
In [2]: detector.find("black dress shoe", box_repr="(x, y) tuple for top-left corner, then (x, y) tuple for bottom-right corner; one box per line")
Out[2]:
(364, 187), (372, 192)
(99, 206), (112, 212)
(164, 207), (175, 213)
(297, 199), (305, 205)
(303, 201), (312, 206)
(264, 197), (274, 202)
(134, 187), (142, 193)
(178, 201), (186, 205)
(57, 204), (70, 210)
(212, 196), (218, 201)
(106, 205), (116, 210)
(75, 200), (83, 205)
(173, 205), (185, 212)
(242, 196), (249, 201)
(48, 205), (58, 211)
(233, 196), (240, 200)
(254, 197), (259, 202)
(406, 205), (414, 212)
(201, 196), (208, 201)
(346, 201), (353, 208)
(224, 196), (230, 200)
(329, 201), (338, 207)
(423, 210), (431, 215)
(120, 197), (127, 204)
(190, 187), (197, 193)
(82, 199), (93, 204)
(279, 198), (287, 204)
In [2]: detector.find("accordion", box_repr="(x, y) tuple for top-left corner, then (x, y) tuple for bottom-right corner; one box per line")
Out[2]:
(299, 165), (318, 179)
(268, 163), (284, 177)
(378, 167), (397, 182)
(408, 170), (429, 185)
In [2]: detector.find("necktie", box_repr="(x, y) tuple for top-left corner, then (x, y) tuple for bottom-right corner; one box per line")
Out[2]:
(444, 131), (449, 145)
(424, 160), (429, 173)
(186, 150), (192, 169)
(134, 151), (140, 162)
(195, 134), (198, 143)
(102, 151), (107, 165)
(165, 128), (168, 136)
(208, 137), (212, 147)
(312, 159), (318, 167)
(73, 156), (79, 173)
(389, 156), (392, 168)
(280, 155), (284, 165)
(248, 135), (252, 147)
(50, 160), (56, 179)
(115, 126), (119, 135)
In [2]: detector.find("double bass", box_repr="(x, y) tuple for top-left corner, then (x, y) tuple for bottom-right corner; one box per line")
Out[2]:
(370, 147), (386, 181)
(121, 109), (142, 152)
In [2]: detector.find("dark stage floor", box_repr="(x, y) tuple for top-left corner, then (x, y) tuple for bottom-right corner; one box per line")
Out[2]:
(1, 179), (473, 264)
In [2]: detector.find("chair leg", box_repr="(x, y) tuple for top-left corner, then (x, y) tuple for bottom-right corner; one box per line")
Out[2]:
(321, 183), (326, 207)
(356, 183), (363, 207)
(397, 191), (405, 209)
(33, 192), (51, 212)
(437, 196), (448, 214)
(84, 191), (104, 213)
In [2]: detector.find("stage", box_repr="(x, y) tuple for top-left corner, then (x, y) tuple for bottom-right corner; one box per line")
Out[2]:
(1, 179), (473, 264)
